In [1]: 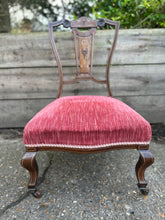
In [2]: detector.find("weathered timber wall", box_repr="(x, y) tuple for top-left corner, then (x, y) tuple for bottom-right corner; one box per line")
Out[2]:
(0, 29), (165, 127)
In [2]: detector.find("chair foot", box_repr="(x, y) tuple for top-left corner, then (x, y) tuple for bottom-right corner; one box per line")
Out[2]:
(29, 188), (42, 198)
(136, 150), (154, 195)
(21, 152), (39, 195)
(137, 183), (149, 195)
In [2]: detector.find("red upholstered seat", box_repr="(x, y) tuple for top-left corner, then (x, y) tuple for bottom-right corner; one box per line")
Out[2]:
(23, 96), (151, 149)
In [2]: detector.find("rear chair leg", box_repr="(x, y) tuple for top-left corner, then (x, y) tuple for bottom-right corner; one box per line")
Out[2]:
(136, 149), (154, 195)
(21, 152), (42, 198)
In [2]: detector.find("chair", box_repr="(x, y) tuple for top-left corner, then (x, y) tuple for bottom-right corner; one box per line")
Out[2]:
(21, 17), (154, 198)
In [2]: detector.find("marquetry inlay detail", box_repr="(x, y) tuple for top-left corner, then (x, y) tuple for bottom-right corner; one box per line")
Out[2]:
(78, 37), (90, 74)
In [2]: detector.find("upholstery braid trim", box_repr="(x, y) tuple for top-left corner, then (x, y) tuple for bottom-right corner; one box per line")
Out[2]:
(25, 141), (150, 149)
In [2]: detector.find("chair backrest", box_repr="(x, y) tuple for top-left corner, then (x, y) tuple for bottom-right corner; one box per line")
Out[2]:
(49, 17), (120, 98)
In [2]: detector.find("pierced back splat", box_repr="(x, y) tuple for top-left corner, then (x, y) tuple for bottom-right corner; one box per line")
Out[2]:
(49, 17), (120, 98)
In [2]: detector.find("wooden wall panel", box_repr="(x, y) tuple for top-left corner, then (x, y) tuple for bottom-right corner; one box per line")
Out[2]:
(0, 29), (165, 127)
(0, 29), (165, 68)
(0, 65), (164, 99)
(0, 95), (164, 128)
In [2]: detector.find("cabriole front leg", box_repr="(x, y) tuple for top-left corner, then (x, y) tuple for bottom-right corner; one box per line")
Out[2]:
(136, 150), (154, 195)
(21, 152), (41, 198)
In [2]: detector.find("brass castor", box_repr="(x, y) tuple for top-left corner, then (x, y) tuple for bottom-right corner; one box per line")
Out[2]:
(137, 183), (149, 195)
(29, 188), (42, 198)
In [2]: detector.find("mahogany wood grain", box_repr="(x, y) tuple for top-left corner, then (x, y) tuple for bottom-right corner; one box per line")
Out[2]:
(21, 152), (42, 198)
(136, 150), (154, 195)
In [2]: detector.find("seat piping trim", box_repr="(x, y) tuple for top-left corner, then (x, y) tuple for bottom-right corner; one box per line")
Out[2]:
(25, 141), (150, 149)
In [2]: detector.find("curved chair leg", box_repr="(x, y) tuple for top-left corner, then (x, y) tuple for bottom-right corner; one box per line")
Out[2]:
(21, 152), (41, 198)
(135, 149), (154, 195)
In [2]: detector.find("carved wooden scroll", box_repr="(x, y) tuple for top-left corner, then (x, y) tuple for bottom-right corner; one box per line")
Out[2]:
(71, 17), (97, 28)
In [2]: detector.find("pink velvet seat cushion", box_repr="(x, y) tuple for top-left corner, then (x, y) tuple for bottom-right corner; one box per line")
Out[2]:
(23, 96), (151, 148)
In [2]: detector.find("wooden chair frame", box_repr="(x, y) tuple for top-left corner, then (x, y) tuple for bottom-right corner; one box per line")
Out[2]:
(21, 17), (154, 198)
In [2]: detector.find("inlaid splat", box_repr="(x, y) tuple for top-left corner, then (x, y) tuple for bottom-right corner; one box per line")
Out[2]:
(79, 37), (90, 74)
(72, 28), (96, 77)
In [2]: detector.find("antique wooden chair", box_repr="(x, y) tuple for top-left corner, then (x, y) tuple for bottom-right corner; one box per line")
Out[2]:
(21, 17), (154, 198)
